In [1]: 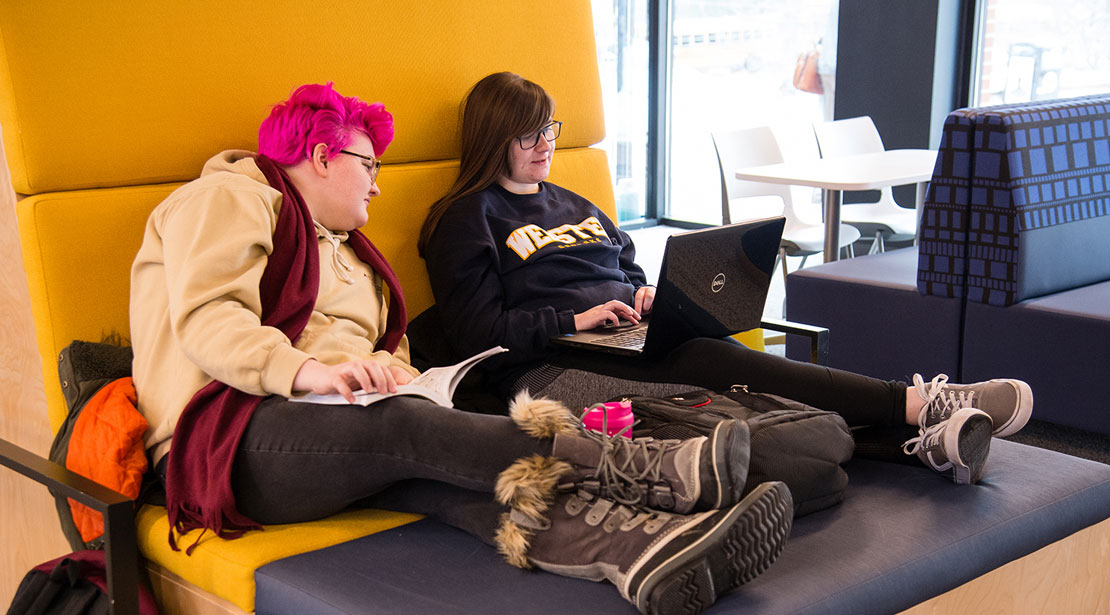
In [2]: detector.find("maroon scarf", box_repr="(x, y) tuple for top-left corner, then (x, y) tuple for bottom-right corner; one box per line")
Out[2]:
(165, 155), (406, 552)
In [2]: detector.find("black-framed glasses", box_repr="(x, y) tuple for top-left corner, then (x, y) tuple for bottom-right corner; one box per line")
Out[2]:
(516, 121), (563, 150)
(338, 149), (381, 183)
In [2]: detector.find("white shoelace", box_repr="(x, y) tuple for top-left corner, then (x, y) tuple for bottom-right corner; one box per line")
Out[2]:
(903, 417), (948, 457)
(912, 373), (976, 429)
(903, 373), (974, 457)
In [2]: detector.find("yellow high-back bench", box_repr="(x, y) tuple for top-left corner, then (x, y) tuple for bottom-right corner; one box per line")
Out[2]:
(1, 2), (617, 613)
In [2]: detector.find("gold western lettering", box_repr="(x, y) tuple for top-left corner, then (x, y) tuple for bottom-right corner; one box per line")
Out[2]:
(525, 225), (556, 250)
(505, 226), (540, 259)
(505, 217), (611, 260)
(580, 216), (608, 238)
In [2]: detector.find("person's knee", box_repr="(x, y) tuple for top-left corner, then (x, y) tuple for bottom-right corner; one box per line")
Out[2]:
(670, 336), (753, 364)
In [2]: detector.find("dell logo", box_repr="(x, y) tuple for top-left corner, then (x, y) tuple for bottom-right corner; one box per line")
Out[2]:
(711, 273), (726, 293)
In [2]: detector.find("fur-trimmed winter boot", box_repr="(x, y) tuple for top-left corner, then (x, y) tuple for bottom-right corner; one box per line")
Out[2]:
(494, 454), (792, 615)
(509, 391), (750, 513)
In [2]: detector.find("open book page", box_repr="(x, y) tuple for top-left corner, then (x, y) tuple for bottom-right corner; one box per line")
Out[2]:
(290, 346), (507, 408)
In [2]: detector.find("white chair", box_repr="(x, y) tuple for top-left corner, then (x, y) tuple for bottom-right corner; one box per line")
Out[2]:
(711, 125), (860, 289)
(813, 116), (917, 253)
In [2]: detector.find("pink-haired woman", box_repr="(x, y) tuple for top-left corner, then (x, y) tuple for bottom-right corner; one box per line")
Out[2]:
(128, 82), (791, 615)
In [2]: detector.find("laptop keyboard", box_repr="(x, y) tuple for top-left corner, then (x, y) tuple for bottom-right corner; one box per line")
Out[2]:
(593, 327), (648, 349)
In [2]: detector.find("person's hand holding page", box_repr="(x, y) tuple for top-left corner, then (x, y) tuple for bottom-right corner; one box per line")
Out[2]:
(388, 365), (415, 386)
(293, 358), (411, 403)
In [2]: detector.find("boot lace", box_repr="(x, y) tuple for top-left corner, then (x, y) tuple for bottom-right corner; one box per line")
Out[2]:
(577, 404), (679, 506)
(558, 487), (672, 534)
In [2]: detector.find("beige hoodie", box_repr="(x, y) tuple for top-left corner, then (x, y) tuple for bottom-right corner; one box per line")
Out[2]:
(129, 151), (419, 463)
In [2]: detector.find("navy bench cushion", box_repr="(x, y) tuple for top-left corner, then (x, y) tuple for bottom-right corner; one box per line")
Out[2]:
(962, 279), (1110, 435)
(254, 439), (1110, 615)
(785, 248), (960, 381)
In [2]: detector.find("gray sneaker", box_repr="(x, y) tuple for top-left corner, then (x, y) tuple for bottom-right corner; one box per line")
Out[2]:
(913, 373), (1033, 437)
(902, 407), (993, 484)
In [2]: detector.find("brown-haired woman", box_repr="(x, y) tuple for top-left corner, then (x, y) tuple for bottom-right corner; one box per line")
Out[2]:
(419, 69), (1033, 518)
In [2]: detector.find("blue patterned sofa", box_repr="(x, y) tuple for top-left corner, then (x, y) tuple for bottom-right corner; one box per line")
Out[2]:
(787, 94), (1110, 435)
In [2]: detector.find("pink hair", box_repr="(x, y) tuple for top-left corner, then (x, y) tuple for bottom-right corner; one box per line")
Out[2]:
(258, 82), (394, 164)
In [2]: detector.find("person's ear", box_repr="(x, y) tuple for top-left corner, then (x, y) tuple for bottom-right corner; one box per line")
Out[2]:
(310, 143), (330, 176)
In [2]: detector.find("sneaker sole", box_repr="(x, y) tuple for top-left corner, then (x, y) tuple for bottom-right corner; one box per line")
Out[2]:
(989, 379), (1033, 437)
(700, 419), (750, 511)
(957, 412), (993, 484)
(632, 481), (793, 615)
(937, 409), (992, 484)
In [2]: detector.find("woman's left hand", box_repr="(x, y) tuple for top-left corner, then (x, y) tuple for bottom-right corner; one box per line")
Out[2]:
(634, 285), (656, 315)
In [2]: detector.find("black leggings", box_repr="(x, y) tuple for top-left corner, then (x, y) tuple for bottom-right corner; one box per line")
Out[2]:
(229, 395), (550, 543)
(224, 339), (914, 540)
(521, 337), (918, 465)
(524, 337), (907, 428)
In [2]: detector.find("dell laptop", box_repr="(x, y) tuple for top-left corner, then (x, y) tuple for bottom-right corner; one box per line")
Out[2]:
(551, 216), (785, 357)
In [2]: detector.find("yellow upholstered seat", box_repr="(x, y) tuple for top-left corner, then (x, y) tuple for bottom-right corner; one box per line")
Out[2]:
(135, 506), (421, 612)
(2, 2), (619, 611)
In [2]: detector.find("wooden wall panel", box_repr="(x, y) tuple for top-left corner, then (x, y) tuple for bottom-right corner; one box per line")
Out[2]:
(0, 130), (70, 605)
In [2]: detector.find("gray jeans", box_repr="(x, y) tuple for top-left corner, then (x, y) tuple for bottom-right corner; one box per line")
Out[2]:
(230, 395), (550, 543)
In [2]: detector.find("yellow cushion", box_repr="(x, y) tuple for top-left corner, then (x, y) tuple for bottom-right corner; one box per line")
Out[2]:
(0, 0), (604, 195)
(733, 329), (766, 352)
(4, 1), (651, 611)
(136, 506), (421, 612)
(17, 186), (178, 433)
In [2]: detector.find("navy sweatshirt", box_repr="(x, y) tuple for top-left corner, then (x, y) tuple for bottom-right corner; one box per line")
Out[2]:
(424, 182), (648, 375)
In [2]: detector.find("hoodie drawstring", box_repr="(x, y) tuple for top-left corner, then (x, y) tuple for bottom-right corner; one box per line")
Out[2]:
(316, 222), (356, 285)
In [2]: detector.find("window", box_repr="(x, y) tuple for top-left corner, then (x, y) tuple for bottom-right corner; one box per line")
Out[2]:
(592, 0), (651, 223)
(667, 0), (837, 224)
(973, 0), (1110, 106)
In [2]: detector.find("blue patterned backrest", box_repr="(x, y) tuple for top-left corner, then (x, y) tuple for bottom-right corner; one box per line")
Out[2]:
(918, 94), (1110, 306)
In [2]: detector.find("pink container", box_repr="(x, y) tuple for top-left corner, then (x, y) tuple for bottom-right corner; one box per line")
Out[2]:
(582, 400), (634, 438)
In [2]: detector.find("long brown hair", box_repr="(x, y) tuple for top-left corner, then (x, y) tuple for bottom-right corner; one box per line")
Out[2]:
(418, 72), (555, 257)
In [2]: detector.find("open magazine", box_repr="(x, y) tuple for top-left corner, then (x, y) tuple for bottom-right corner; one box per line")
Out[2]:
(291, 346), (507, 408)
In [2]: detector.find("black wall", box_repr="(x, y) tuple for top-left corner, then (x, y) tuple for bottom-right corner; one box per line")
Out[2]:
(834, 0), (971, 204)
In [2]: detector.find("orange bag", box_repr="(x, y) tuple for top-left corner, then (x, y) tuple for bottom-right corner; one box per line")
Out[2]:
(65, 377), (148, 543)
(793, 49), (824, 95)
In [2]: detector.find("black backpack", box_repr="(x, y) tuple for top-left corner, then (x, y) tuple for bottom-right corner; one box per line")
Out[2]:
(48, 339), (136, 551)
(7, 339), (161, 615)
(619, 386), (855, 517)
(7, 550), (158, 615)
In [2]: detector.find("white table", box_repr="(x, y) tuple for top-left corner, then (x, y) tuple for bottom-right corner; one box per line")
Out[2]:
(736, 149), (938, 262)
